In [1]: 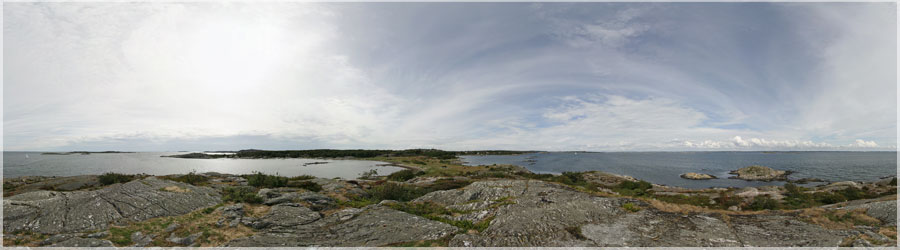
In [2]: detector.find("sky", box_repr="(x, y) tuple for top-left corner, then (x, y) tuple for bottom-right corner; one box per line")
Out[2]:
(3, 2), (897, 152)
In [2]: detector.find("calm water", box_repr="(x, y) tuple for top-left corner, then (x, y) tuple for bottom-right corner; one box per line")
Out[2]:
(462, 151), (898, 189)
(3, 152), (404, 179)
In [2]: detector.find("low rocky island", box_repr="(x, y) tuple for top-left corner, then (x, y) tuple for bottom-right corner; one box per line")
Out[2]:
(680, 172), (716, 180)
(729, 165), (791, 181)
(3, 156), (897, 247)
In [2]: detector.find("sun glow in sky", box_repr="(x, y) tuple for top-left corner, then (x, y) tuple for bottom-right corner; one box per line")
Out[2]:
(3, 2), (897, 151)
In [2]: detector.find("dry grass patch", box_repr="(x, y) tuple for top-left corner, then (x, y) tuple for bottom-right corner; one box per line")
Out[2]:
(644, 198), (769, 216)
(798, 208), (881, 230)
(879, 227), (897, 240)
(100, 203), (254, 247)
(161, 186), (190, 193)
(244, 203), (272, 218)
(2, 231), (49, 246)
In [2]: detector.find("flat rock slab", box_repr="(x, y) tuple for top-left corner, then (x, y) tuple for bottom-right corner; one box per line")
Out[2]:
(227, 205), (457, 247)
(4, 177), (221, 234)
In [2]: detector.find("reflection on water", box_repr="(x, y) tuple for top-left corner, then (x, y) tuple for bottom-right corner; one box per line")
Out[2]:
(3, 152), (404, 179)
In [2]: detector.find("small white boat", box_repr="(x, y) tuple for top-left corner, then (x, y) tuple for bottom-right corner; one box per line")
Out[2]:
(25, 154), (29, 158)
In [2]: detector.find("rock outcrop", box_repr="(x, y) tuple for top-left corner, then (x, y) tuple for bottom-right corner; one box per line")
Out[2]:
(3, 177), (221, 234)
(226, 205), (457, 247)
(414, 180), (879, 247)
(680, 173), (717, 180)
(729, 165), (790, 181)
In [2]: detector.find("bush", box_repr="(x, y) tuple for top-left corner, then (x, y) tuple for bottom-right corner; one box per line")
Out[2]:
(745, 195), (779, 211)
(289, 175), (316, 181)
(368, 182), (427, 202)
(890, 177), (897, 186)
(245, 172), (288, 188)
(98, 172), (136, 186)
(613, 180), (653, 197)
(623, 202), (641, 212)
(387, 170), (423, 182)
(287, 180), (322, 192)
(223, 186), (263, 204)
(713, 191), (742, 209)
(165, 171), (208, 186)
(108, 227), (135, 246)
(430, 179), (472, 191)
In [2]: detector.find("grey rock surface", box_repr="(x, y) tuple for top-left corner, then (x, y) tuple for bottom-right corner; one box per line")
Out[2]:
(3, 177), (221, 234)
(839, 200), (898, 226)
(167, 232), (202, 246)
(227, 205), (457, 247)
(263, 192), (300, 205)
(259, 203), (321, 228)
(414, 180), (871, 247)
(297, 191), (337, 211)
(50, 237), (114, 247)
(131, 231), (154, 247)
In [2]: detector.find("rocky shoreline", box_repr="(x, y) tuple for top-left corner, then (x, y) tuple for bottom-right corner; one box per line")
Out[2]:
(3, 170), (898, 247)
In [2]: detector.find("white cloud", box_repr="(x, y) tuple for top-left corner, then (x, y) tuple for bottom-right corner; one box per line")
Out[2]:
(3, 3), (896, 152)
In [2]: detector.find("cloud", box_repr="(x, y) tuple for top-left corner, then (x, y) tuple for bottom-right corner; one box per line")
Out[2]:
(3, 3), (896, 151)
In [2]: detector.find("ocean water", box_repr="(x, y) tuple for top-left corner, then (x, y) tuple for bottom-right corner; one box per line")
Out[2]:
(3, 152), (404, 179)
(461, 151), (898, 189)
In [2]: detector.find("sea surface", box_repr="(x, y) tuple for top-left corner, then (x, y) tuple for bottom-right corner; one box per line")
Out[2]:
(3, 152), (405, 179)
(461, 151), (898, 189)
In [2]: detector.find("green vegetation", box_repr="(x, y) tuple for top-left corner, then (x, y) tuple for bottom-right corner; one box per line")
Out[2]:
(891, 177), (897, 186)
(108, 227), (135, 246)
(367, 182), (428, 202)
(387, 169), (425, 181)
(162, 171), (209, 186)
(98, 172), (136, 186)
(782, 183), (893, 209)
(289, 175), (316, 181)
(613, 180), (653, 197)
(287, 180), (322, 192)
(344, 179), (473, 207)
(623, 202), (641, 212)
(244, 172), (288, 188)
(222, 186), (263, 204)
(712, 191), (742, 209)
(745, 195), (779, 211)
(202, 203), (223, 214)
(386, 201), (493, 232)
(651, 194), (710, 207)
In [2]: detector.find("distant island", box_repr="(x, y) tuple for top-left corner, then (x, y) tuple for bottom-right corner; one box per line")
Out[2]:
(41, 151), (135, 155)
(162, 149), (538, 159)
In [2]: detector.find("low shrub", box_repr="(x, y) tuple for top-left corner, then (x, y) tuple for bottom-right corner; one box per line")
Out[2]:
(368, 182), (427, 202)
(245, 172), (288, 188)
(222, 186), (262, 204)
(387, 170), (423, 182)
(745, 195), (779, 211)
(652, 194), (711, 207)
(613, 180), (653, 197)
(98, 172), (136, 186)
(165, 171), (209, 186)
(623, 202), (641, 212)
(108, 227), (135, 246)
(287, 180), (322, 192)
(289, 175), (316, 181)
